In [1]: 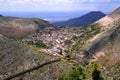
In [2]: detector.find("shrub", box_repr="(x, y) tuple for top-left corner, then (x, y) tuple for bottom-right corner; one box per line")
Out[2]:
(28, 40), (47, 48)
(59, 65), (88, 80)
(91, 64), (104, 80)
(35, 40), (47, 48)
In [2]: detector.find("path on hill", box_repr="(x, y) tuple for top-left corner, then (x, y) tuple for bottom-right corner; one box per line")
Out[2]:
(3, 58), (61, 80)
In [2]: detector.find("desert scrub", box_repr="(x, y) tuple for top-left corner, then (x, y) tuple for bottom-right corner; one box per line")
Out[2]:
(72, 41), (84, 51)
(70, 23), (101, 53)
(58, 65), (89, 80)
(58, 63), (105, 80)
(101, 62), (120, 80)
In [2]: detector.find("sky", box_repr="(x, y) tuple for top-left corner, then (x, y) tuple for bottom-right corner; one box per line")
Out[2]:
(0, 0), (120, 12)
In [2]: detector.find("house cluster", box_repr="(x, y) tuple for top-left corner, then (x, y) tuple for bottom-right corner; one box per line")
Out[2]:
(22, 27), (77, 56)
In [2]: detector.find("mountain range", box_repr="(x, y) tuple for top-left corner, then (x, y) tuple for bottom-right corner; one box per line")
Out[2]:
(53, 11), (106, 27)
(0, 15), (3, 17)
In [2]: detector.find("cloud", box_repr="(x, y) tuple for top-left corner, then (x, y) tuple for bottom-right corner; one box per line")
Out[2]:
(88, 0), (111, 2)
(1, 0), (112, 4)
(0, 0), (119, 12)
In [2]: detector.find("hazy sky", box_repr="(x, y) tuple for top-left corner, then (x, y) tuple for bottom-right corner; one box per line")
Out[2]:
(0, 0), (120, 12)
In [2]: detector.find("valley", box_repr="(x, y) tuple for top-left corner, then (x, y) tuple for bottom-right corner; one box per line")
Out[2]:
(0, 7), (120, 80)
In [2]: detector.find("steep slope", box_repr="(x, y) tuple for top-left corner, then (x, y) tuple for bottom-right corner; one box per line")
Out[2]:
(0, 17), (51, 38)
(0, 34), (73, 80)
(83, 7), (120, 65)
(58, 7), (120, 80)
(53, 11), (106, 27)
(84, 22), (120, 80)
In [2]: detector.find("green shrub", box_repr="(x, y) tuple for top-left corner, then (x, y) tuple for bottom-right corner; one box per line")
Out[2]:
(72, 42), (83, 51)
(35, 40), (47, 48)
(91, 64), (104, 80)
(59, 65), (88, 80)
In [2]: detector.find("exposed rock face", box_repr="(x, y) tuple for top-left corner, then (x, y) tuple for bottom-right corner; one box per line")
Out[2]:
(84, 7), (120, 65)
(96, 7), (120, 31)
(0, 17), (51, 38)
(53, 11), (106, 27)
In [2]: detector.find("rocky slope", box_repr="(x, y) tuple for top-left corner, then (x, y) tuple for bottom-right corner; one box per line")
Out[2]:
(56, 7), (120, 80)
(80, 7), (120, 80)
(0, 34), (73, 80)
(84, 7), (120, 63)
(0, 17), (51, 38)
(53, 11), (106, 27)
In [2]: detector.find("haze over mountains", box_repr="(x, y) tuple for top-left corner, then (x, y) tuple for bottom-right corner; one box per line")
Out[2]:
(0, 11), (109, 23)
(0, 7), (120, 80)
(0, 11), (106, 38)
(53, 11), (106, 27)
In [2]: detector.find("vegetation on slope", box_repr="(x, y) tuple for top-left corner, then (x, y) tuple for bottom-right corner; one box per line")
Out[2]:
(59, 20), (120, 80)
(65, 23), (101, 59)
(59, 63), (104, 80)
(27, 40), (47, 48)
(0, 35), (73, 80)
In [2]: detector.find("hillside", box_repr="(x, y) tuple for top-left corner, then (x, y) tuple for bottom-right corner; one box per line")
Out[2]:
(53, 11), (106, 27)
(54, 7), (120, 80)
(0, 17), (51, 38)
(84, 7), (120, 63)
(82, 7), (120, 80)
(0, 34), (73, 80)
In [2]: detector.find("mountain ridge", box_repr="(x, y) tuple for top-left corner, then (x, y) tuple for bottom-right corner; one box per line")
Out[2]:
(83, 7), (120, 65)
(0, 16), (52, 38)
(53, 11), (106, 27)
(0, 14), (3, 17)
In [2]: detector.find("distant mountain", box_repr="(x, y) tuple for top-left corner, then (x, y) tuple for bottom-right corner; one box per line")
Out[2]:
(0, 14), (3, 17)
(53, 11), (106, 27)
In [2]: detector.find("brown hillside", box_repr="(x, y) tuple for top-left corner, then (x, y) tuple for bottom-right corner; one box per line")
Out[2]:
(0, 17), (51, 38)
(0, 34), (73, 80)
(84, 7), (120, 65)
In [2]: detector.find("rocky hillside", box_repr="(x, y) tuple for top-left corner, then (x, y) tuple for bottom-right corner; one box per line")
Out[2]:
(53, 11), (106, 27)
(0, 17), (51, 38)
(84, 7), (120, 63)
(0, 34), (73, 80)
(55, 7), (120, 80)
(79, 7), (120, 80)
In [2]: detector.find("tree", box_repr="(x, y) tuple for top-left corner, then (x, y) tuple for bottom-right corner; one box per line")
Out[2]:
(91, 64), (104, 80)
